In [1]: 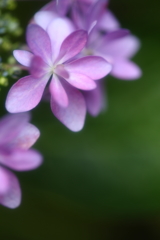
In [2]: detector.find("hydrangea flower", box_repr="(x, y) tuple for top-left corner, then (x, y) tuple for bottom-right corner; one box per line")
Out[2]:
(0, 113), (42, 209)
(36, 0), (141, 116)
(70, 0), (141, 80)
(6, 22), (112, 131)
(81, 29), (141, 116)
(66, 0), (141, 116)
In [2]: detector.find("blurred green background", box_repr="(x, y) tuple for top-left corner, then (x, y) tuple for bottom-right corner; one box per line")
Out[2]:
(1, 0), (160, 239)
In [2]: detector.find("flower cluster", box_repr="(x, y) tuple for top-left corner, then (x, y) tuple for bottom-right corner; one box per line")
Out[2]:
(5, 0), (141, 132)
(0, 113), (42, 208)
(0, 0), (141, 209)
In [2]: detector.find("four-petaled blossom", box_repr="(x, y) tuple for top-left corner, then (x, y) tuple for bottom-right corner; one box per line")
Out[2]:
(6, 22), (112, 131)
(32, 0), (141, 117)
(0, 113), (42, 209)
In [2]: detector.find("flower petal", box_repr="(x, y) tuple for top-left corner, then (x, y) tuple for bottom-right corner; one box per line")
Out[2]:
(65, 56), (112, 80)
(99, 10), (120, 31)
(51, 82), (86, 132)
(83, 82), (106, 116)
(56, 0), (71, 15)
(30, 56), (48, 78)
(0, 168), (21, 209)
(94, 30), (130, 53)
(13, 50), (33, 67)
(111, 59), (142, 80)
(49, 75), (68, 108)
(57, 30), (88, 63)
(6, 75), (49, 113)
(0, 113), (30, 146)
(47, 17), (74, 61)
(26, 24), (52, 64)
(0, 167), (10, 194)
(64, 72), (96, 90)
(104, 29), (130, 42)
(34, 11), (57, 30)
(103, 35), (141, 59)
(0, 149), (43, 171)
(11, 123), (40, 150)
(86, 0), (106, 30)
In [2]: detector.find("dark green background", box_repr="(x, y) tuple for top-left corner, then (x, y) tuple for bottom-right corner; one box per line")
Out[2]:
(0, 0), (160, 239)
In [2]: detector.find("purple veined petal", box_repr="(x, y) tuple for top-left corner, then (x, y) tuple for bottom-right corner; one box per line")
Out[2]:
(0, 167), (21, 209)
(47, 17), (75, 62)
(98, 10), (120, 31)
(56, 30), (88, 64)
(13, 50), (33, 67)
(11, 123), (40, 150)
(111, 59), (142, 80)
(49, 75), (68, 108)
(103, 35), (141, 59)
(64, 72), (96, 90)
(83, 81), (106, 116)
(30, 56), (48, 78)
(26, 24), (52, 64)
(51, 82), (86, 132)
(0, 167), (10, 194)
(1, 149), (43, 171)
(34, 11), (58, 30)
(65, 56), (112, 80)
(0, 113), (30, 146)
(6, 75), (49, 113)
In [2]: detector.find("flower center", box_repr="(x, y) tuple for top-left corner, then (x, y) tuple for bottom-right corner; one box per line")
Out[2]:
(49, 64), (56, 75)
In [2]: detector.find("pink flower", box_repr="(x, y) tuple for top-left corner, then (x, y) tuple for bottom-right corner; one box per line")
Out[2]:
(0, 113), (42, 209)
(6, 22), (111, 131)
(86, 29), (142, 80)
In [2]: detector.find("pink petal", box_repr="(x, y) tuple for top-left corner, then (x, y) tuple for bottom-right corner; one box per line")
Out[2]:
(65, 56), (112, 80)
(55, 64), (69, 79)
(83, 82), (106, 116)
(49, 75), (68, 108)
(99, 10), (120, 31)
(57, 30), (88, 64)
(0, 168), (21, 209)
(30, 56), (48, 78)
(94, 30), (130, 53)
(6, 75), (49, 113)
(64, 72), (96, 90)
(13, 50), (33, 67)
(26, 24), (52, 64)
(103, 35), (141, 59)
(51, 82), (86, 132)
(47, 17), (74, 61)
(11, 123), (40, 150)
(0, 113), (30, 146)
(105, 29), (130, 43)
(34, 11), (58, 30)
(111, 59), (142, 80)
(0, 167), (10, 194)
(1, 149), (43, 171)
